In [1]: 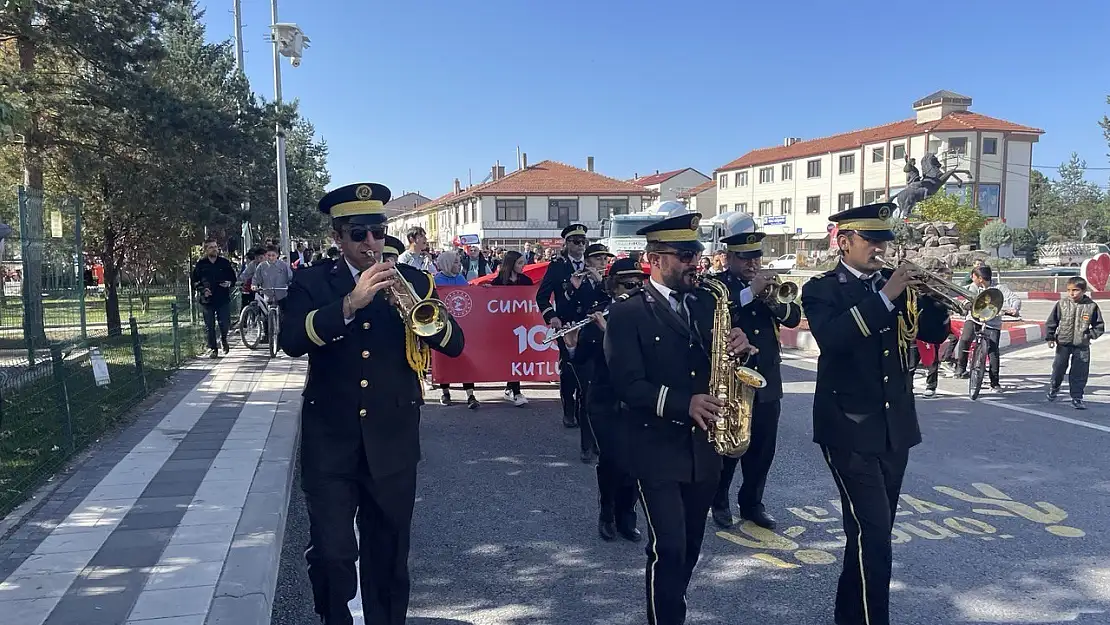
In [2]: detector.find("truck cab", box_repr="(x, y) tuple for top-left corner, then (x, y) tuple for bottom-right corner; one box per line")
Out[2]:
(599, 213), (669, 257)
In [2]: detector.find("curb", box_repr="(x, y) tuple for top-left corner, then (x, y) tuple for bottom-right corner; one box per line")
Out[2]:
(205, 360), (304, 625)
(1015, 291), (1110, 300)
(779, 321), (1047, 354)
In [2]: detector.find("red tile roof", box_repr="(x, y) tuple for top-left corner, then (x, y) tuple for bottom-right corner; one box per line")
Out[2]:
(677, 179), (715, 198)
(416, 160), (650, 212)
(716, 111), (1044, 173)
(630, 168), (687, 186)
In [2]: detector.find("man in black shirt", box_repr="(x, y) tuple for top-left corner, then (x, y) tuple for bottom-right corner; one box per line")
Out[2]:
(191, 239), (237, 358)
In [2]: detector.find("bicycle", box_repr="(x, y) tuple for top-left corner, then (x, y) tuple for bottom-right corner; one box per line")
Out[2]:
(239, 287), (287, 357)
(965, 314), (1022, 400)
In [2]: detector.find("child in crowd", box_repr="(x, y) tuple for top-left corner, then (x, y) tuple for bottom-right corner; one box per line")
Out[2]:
(1045, 276), (1104, 409)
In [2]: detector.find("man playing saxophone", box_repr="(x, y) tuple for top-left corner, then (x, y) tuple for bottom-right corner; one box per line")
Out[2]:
(710, 231), (801, 531)
(280, 182), (464, 625)
(800, 203), (949, 625)
(604, 212), (753, 625)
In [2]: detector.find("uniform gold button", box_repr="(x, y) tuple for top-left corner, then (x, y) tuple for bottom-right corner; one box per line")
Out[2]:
(883, 349), (890, 356)
(690, 371), (696, 377)
(360, 379), (368, 388)
(754, 329), (760, 335)
(362, 350), (370, 359)
(655, 336), (660, 342)
(359, 409), (367, 417)
(362, 322), (371, 330)
(751, 310), (757, 316)
(883, 375), (888, 382)
(884, 402), (890, 409)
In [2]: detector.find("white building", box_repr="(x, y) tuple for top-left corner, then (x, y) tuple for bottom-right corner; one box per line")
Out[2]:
(390, 158), (652, 251)
(676, 179), (717, 219)
(714, 91), (1044, 255)
(629, 168), (711, 209)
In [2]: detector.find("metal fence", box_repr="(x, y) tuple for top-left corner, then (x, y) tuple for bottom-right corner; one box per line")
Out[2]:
(0, 305), (211, 516)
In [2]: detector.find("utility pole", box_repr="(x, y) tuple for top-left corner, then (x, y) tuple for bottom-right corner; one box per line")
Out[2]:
(271, 0), (291, 261)
(233, 0), (252, 253)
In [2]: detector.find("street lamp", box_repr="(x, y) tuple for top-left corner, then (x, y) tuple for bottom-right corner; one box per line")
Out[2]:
(268, 8), (310, 261)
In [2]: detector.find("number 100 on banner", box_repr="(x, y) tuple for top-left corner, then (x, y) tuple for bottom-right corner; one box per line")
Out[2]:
(430, 286), (562, 384)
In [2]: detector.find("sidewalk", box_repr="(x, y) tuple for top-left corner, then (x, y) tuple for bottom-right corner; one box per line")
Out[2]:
(0, 350), (305, 625)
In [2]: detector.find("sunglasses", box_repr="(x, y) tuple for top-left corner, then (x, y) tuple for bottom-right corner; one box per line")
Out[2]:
(567, 237), (587, 245)
(657, 250), (699, 264)
(617, 280), (643, 290)
(348, 226), (387, 242)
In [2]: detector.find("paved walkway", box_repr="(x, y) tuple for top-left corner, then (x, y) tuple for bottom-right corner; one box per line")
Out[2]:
(0, 350), (304, 625)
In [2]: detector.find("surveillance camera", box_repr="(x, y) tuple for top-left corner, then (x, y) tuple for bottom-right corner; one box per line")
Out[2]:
(290, 56), (301, 68)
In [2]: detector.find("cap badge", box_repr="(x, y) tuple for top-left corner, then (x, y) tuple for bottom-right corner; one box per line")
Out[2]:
(690, 214), (701, 229)
(355, 185), (373, 200)
(746, 234), (757, 244)
(878, 206), (891, 219)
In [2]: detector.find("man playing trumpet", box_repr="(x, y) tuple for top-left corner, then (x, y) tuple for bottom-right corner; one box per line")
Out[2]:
(710, 231), (801, 530)
(800, 203), (949, 625)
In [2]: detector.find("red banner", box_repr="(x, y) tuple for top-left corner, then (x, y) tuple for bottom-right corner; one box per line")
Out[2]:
(430, 285), (561, 384)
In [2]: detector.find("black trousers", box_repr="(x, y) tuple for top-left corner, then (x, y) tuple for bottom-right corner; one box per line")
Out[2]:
(956, 323), (1001, 386)
(820, 445), (909, 625)
(564, 357), (596, 453)
(924, 334), (958, 391)
(303, 466), (418, 625)
(201, 302), (230, 350)
(1051, 344), (1091, 399)
(713, 399), (780, 513)
(637, 478), (717, 625)
(589, 402), (637, 526)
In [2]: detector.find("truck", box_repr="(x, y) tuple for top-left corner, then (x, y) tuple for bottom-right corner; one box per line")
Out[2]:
(698, 211), (757, 254)
(597, 200), (688, 257)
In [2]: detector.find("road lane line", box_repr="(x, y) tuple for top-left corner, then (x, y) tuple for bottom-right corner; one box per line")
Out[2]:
(782, 359), (1110, 434)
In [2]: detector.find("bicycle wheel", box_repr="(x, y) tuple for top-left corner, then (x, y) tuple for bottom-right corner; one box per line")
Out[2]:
(268, 308), (280, 358)
(968, 338), (987, 400)
(239, 305), (262, 349)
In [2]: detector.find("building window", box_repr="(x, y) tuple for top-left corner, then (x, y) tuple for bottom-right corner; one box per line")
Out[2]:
(758, 200), (773, 216)
(720, 204), (728, 213)
(719, 175), (728, 189)
(736, 171), (748, 187)
(979, 184), (1001, 217)
(781, 198), (792, 214)
(983, 137), (998, 155)
(548, 199), (579, 222)
(782, 163), (792, 180)
(872, 147), (885, 163)
(863, 189), (887, 204)
(837, 192), (854, 212)
(839, 154), (855, 175)
(734, 203), (747, 212)
(598, 198), (629, 220)
(496, 199), (526, 222)
(892, 143), (906, 160)
(806, 196), (821, 214)
(806, 159), (821, 179)
(759, 167), (773, 184)
(948, 137), (968, 154)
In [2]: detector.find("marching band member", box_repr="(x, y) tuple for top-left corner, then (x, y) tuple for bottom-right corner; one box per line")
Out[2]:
(710, 231), (801, 530)
(536, 223), (591, 428)
(280, 182), (464, 625)
(800, 203), (948, 625)
(605, 212), (753, 625)
(563, 242), (613, 463)
(564, 256), (643, 542)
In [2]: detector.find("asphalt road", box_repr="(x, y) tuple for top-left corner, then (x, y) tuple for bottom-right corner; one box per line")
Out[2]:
(273, 332), (1110, 625)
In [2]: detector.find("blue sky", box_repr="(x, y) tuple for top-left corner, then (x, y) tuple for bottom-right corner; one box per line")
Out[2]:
(200, 0), (1110, 196)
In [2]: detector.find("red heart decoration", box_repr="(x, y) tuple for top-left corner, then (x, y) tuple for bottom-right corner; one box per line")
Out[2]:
(1081, 253), (1110, 292)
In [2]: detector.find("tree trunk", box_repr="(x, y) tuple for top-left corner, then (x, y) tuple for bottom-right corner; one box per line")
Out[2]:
(18, 8), (46, 344)
(102, 229), (123, 336)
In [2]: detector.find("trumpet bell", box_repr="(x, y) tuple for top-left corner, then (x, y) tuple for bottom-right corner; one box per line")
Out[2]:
(971, 288), (1004, 322)
(775, 281), (799, 304)
(409, 298), (450, 337)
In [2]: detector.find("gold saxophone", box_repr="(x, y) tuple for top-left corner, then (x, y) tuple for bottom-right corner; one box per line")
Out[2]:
(697, 276), (767, 458)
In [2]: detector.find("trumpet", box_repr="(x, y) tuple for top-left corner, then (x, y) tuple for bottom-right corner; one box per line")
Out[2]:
(366, 249), (451, 337)
(756, 273), (799, 304)
(878, 258), (1004, 322)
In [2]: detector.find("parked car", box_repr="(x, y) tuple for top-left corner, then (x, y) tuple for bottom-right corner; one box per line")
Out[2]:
(764, 253), (797, 270)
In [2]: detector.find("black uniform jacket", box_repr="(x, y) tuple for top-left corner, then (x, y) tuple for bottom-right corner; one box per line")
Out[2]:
(280, 258), (464, 480)
(800, 262), (949, 453)
(535, 254), (588, 324)
(604, 282), (723, 483)
(718, 271), (802, 403)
